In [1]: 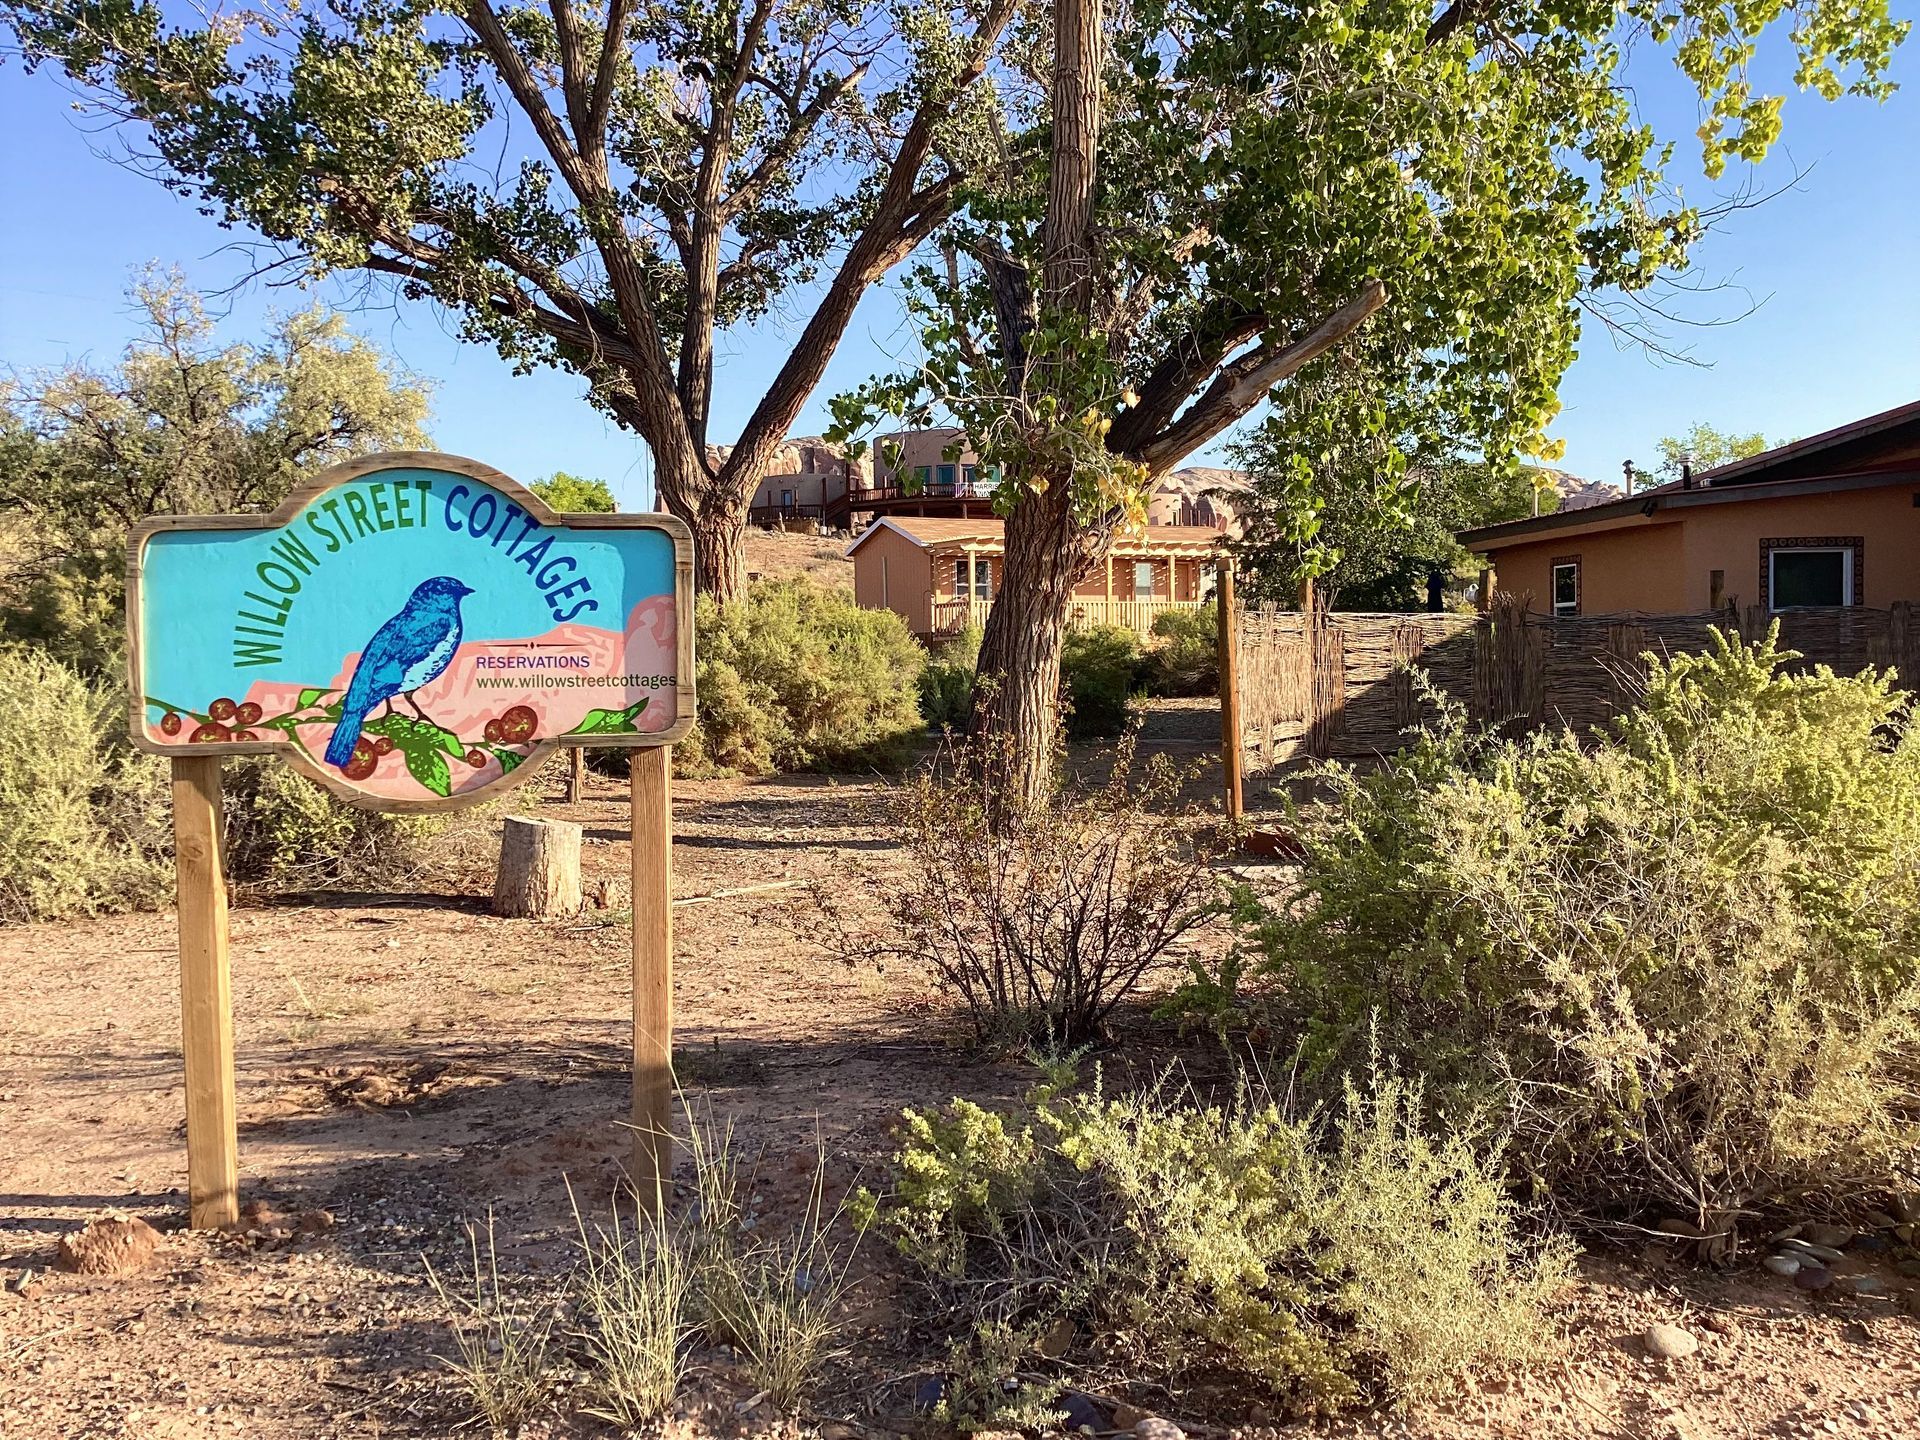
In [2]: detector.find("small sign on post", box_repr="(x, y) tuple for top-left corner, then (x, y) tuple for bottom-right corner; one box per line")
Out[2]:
(129, 453), (694, 1224)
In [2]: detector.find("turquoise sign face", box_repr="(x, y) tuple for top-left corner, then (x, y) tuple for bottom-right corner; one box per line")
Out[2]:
(129, 453), (693, 809)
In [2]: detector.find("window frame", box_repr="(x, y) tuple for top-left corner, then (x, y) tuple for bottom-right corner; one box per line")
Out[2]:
(1550, 556), (1580, 618)
(1762, 537), (1863, 611)
(1133, 559), (1157, 598)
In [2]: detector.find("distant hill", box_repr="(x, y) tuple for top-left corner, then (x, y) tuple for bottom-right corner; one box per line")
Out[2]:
(1542, 468), (1621, 512)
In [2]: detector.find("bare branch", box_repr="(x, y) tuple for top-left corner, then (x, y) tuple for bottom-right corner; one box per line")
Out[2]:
(1129, 280), (1389, 472)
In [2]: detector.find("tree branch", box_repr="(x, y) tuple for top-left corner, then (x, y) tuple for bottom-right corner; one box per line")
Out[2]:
(1127, 281), (1388, 472)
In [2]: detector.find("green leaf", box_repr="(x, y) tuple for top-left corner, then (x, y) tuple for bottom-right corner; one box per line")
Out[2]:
(295, 687), (333, 709)
(402, 743), (453, 797)
(489, 745), (524, 775)
(365, 712), (463, 757)
(567, 699), (648, 735)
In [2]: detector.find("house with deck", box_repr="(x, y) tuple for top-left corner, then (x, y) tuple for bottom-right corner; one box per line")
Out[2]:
(846, 516), (1223, 638)
(1461, 400), (1920, 616)
(749, 428), (1243, 537)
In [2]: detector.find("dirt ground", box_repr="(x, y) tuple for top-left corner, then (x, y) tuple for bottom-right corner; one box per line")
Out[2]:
(4, 743), (1920, 1439)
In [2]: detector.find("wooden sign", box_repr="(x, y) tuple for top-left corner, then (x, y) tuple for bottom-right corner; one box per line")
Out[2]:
(133, 453), (687, 1228)
(129, 453), (692, 808)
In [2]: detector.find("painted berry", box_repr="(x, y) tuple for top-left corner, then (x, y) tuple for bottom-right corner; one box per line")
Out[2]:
(189, 722), (231, 743)
(159, 711), (183, 736)
(341, 740), (378, 781)
(208, 697), (237, 722)
(483, 718), (505, 743)
(465, 748), (487, 768)
(231, 730), (258, 742)
(372, 736), (396, 756)
(234, 701), (262, 725)
(498, 705), (538, 743)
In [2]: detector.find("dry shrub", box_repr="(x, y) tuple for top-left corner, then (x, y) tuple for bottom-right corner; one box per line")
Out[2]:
(1223, 628), (1920, 1233)
(574, 1197), (693, 1428)
(857, 1062), (1570, 1423)
(850, 734), (1226, 1045)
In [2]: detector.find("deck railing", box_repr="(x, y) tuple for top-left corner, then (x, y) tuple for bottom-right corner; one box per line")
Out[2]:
(930, 595), (1206, 637)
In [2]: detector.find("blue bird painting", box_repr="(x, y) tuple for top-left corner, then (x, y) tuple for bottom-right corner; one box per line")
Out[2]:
(324, 576), (475, 769)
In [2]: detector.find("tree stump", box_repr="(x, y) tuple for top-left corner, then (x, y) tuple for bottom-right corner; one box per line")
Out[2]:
(493, 815), (583, 918)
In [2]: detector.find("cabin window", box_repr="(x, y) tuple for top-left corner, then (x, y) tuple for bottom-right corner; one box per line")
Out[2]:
(954, 557), (989, 600)
(1765, 538), (1861, 610)
(937, 463), (957, 488)
(912, 465), (931, 489)
(962, 464), (978, 486)
(1551, 557), (1580, 617)
(779, 488), (794, 508)
(1134, 561), (1157, 597)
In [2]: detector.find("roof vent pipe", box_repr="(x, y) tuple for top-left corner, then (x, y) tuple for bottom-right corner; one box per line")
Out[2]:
(1681, 462), (1694, 490)
(1623, 459), (1637, 496)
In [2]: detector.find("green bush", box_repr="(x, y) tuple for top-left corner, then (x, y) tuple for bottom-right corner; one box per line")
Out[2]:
(920, 625), (982, 730)
(221, 758), (449, 891)
(1219, 628), (1920, 1234)
(1059, 625), (1142, 738)
(1141, 607), (1219, 697)
(860, 1064), (1570, 1421)
(679, 579), (926, 775)
(0, 644), (169, 921)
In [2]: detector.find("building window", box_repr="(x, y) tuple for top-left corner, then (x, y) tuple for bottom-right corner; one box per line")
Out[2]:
(962, 464), (978, 486)
(954, 557), (988, 600)
(1550, 557), (1580, 617)
(779, 488), (794, 508)
(1134, 561), (1157, 597)
(1763, 537), (1862, 610)
(937, 463), (957, 488)
(912, 465), (931, 490)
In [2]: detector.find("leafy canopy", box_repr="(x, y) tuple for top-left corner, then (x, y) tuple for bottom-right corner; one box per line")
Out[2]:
(0, 268), (430, 671)
(532, 470), (618, 512)
(2, 0), (1023, 594)
(828, 0), (1905, 531)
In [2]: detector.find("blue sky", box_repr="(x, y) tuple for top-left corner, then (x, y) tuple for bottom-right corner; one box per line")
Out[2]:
(2, 30), (1916, 510)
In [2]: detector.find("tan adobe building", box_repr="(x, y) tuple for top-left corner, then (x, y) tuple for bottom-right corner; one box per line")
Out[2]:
(845, 516), (1223, 637)
(1460, 401), (1920, 616)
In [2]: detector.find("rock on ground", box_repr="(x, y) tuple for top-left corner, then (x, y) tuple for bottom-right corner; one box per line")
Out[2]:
(54, 1215), (160, 1276)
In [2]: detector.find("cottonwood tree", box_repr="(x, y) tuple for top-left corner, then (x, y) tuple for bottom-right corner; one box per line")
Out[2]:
(1655, 422), (1774, 478)
(3, 0), (1019, 599)
(831, 0), (1905, 806)
(0, 268), (431, 671)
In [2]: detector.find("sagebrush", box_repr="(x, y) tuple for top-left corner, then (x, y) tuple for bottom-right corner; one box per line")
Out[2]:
(680, 577), (926, 775)
(1140, 606), (1219, 697)
(919, 624), (982, 729)
(1212, 628), (1920, 1233)
(859, 1063), (1571, 1422)
(0, 644), (169, 921)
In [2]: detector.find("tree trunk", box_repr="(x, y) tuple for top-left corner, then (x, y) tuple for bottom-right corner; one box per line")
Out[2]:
(693, 494), (749, 603)
(971, 484), (1079, 810)
(493, 815), (584, 918)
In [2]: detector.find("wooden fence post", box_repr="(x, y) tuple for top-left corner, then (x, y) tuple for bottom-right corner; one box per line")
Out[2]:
(629, 747), (674, 1212)
(1218, 557), (1243, 824)
(567, 747), (586, 803)
(173, 755), (238, 1231)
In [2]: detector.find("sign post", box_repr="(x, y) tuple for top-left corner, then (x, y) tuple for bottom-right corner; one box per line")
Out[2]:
(129, 452), (694, 1224)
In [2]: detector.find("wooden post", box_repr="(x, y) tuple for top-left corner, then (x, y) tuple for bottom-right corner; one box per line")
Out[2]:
(1476, 566), (1496, 614)
(629, 746), (674, 1212)
(173, 756), (238, 1231)
(1297, 575), (1315, 616)
(566, 747), (586, 803)
(1709, 569), (1725, 614)
(1218, 557), (1243, 824)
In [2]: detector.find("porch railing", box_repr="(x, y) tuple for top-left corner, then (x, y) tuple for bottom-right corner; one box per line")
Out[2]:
(929, 595), (1206, 637)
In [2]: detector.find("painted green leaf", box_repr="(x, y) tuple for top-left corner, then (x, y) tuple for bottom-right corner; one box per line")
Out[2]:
(567, 699), (648, 735)
(402, 743), (453, 797)
(489, 745), (524, 775)
(295, 687), (333, 709)
(367, 713), (463, 757)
